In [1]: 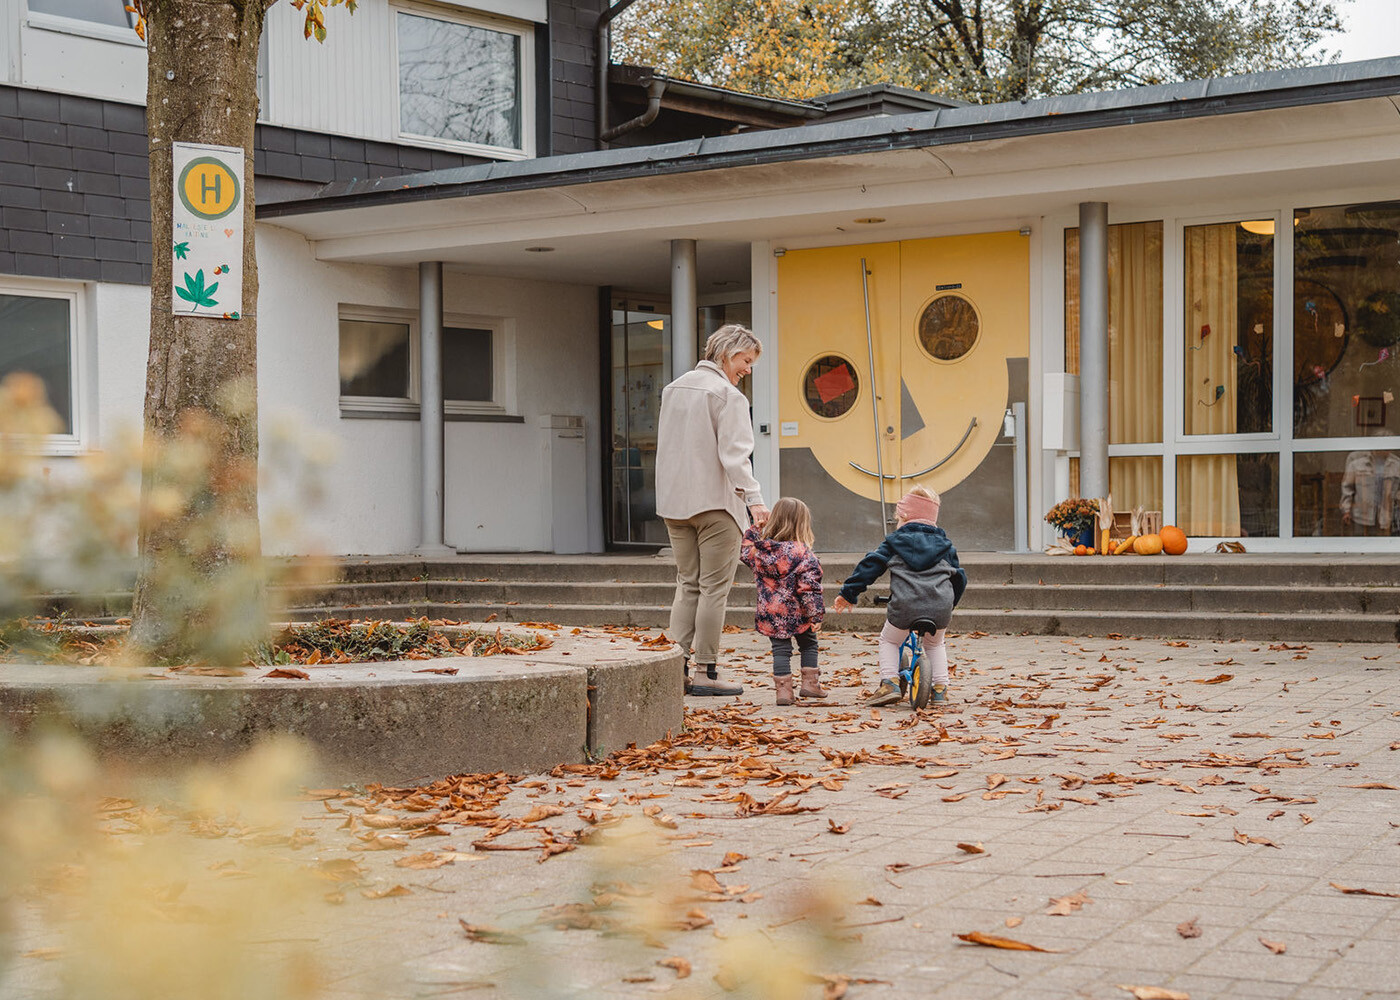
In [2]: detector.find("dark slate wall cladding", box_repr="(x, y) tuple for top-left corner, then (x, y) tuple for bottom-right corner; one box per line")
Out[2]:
(0, 86), (481, 286)
(550, 0), (603, 154)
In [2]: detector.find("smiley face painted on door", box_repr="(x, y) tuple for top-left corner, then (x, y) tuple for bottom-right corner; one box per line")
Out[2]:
(778, 232), (1029, 504)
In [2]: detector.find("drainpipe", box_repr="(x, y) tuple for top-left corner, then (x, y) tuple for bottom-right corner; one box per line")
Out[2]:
(1078, 201), (1110, 501)
(595, 0), (645, 148)
(416, 261), (455, 556)
(602, 77), (666, 143)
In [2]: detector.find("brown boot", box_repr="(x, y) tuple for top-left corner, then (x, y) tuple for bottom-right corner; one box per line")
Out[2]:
(774, 674), (795, 706)
(799, 667), (828, 699)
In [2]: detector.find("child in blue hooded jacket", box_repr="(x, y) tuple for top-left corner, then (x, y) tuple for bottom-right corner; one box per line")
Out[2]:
(833, 485), (967, 706)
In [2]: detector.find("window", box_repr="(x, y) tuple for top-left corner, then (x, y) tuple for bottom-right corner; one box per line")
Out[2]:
(338, 309), (511, 418)
(394, 6), (533, 156)
(27, 0), (142, 42)
(0, 284), (81, 452)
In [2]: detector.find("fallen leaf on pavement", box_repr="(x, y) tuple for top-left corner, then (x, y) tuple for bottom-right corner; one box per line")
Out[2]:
(1176, 917), (1202, 939)
(956, 842), (985, 854)
(459, 919), (525, 945)
(828, 820), (850, 834)
(1232, 829), (1280, 848)
(1005, 916), (1023, 928)
(395, 851), (455, 870)
(657, 957), (691, 979)
(1117, 987), (1189, 1000)
(986, 774), (1008, 790)
(1259, 938), (1286, 954)
(1046, 891), (1092, 916)
(955, 931), (1055, 952)
(1190, 674), (1233, 684)
(1331, 882), (1400, 898)
(262, 667), (310, 680)
(360, 884), (412, 899)
(1343, 783), (1398, 790)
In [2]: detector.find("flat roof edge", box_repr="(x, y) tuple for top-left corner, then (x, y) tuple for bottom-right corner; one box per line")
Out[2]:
(259, 64), (1400, 221)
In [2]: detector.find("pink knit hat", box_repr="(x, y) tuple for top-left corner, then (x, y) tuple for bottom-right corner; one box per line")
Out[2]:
(896, 489), (940, 525)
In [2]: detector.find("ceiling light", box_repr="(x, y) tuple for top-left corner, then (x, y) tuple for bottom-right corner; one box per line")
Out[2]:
(1239, 220), (1275, 236)
(853, 217), (886, 225)
(646, 320), (665, 330)
(524, 246), (555, 253)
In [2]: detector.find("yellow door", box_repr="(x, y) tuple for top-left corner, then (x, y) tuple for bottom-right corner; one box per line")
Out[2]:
(777, 232), (1028, 546)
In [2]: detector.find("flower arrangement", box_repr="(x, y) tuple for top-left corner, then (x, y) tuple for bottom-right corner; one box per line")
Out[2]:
(1044, 497), (1100, 535)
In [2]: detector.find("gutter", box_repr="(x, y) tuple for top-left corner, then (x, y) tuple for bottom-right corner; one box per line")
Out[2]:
(259, 64), (1400, 221)
(595, 0), (644, 148)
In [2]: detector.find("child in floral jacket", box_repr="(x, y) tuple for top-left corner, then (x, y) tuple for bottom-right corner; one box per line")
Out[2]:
(740, 497), (827, 706)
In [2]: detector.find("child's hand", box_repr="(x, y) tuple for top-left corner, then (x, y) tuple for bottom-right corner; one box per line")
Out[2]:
(833, 596), (854, 612)
(810, 621), (821, 633)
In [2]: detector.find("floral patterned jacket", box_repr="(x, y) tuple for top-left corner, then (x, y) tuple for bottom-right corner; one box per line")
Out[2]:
(740, 526), (825, 639)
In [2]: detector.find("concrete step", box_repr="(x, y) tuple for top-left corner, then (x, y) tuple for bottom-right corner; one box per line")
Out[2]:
(282, 600), (1400, 644)
(289, 578), (1400, 617)
(325, 553), (1400, 588)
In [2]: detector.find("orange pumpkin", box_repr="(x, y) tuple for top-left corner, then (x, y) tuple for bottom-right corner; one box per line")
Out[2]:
(1074, 544), (1087, 555)
(1133, 534), (1163, 556)
(1159, 525), (1188, 555)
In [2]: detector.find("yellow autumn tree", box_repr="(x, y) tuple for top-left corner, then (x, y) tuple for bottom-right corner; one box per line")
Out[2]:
(613, 0), (916, 101)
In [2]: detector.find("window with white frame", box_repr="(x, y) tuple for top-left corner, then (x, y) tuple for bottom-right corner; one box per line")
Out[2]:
(338, 309), (511, 418)
(0, 284), (82, 451)
(26, 0), (142, 41)
(393, 4), (533, 157)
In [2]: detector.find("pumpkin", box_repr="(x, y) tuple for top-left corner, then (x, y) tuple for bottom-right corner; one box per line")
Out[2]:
(1133, 533), (1163, 556)
(1160, 525), (1188, 555)
(1074, 544), (1087, 555)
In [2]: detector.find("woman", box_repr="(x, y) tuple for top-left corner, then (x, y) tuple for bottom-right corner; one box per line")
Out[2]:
(656, 324), (770, 696)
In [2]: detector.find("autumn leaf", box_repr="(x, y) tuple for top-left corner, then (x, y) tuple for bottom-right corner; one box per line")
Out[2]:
(459, 919), (525, 945)
(1342, 783), (1398, 790)
(1190, 674), (1233, 684)
(1330, 882), (1400, 898)
(1045, 890), (1091, 916)
(1232, 829), (1280, 848)
(360, 884), (412, 899)
(689, 870), (725, 894)
(1117, 987), (1190, 1000)
(955, 931), (1056, 952)
(262, 667), (310, 680)
(1005, 916), (1023, 928)
(657, 956), (691, 979)
(828, 819), (850, 834)
(955, 842), (985, 854)
(395, 851), (456, 870)
(1259, 938), (1286, 954)
(986, 773), (1008, 790)
(1176, 917), (1202, 939)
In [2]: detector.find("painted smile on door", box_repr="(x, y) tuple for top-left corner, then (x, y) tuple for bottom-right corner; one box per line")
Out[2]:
(777, 232), (1029, 550)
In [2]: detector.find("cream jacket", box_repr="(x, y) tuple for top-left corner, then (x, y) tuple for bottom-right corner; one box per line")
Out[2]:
(655, 361), (764, 528)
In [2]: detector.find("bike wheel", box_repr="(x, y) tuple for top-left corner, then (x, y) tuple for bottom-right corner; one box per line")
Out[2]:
(898, 645), (912, 698)
(910, 647), (932, 710)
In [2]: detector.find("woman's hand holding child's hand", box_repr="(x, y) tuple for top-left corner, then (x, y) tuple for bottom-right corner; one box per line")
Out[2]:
(832, 596), (854, 612)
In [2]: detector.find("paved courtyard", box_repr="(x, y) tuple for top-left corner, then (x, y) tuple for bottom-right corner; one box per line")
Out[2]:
(4, 628), (1398, 999)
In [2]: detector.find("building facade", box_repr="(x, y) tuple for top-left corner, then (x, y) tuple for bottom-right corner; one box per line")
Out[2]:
(4, 0), (1399, 555)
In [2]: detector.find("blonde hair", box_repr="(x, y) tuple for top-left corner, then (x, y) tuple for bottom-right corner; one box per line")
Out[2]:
(762, 497), (815, 546)
(703, 323), (763, 364)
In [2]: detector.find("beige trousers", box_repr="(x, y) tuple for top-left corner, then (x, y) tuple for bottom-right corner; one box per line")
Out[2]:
(664, 509), (742, 666)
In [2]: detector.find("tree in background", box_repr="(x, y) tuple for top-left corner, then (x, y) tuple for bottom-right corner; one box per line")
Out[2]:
(613, 0), (1346, 104)
(126, 0), (352, 660)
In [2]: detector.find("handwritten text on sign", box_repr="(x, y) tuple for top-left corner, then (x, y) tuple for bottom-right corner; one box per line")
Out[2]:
(171, 142), (243, 319)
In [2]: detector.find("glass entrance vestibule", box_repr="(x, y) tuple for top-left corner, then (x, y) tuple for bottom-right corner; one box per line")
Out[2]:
(1058, 198), (1400, 549)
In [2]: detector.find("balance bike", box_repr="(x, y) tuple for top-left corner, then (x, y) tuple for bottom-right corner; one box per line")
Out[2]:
(898, 617), (945, 710)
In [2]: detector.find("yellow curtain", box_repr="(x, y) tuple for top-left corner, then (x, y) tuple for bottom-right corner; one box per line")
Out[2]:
(1068, 456), (1162, 512)
(1065, 224), (1163, 443)
(1182, 224), (1241, 535)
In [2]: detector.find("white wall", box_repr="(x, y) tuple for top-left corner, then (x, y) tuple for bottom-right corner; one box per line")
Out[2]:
(256, 223), (603, 556)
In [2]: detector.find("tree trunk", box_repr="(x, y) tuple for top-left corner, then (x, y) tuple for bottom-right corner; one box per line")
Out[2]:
(132, 0), (268, 662)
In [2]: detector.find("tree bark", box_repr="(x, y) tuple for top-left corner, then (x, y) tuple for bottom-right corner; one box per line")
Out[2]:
(132, 0), (268, 661)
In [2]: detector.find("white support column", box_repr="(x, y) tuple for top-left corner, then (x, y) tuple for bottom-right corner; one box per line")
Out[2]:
(1078, 202), (1110, 499)
(416, 261), (454, 556)
(749, 240), (779, 503)
(671, 239), (697, 375)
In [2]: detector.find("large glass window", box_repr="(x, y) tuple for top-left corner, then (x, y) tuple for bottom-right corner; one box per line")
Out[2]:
(0, 292), (74, 436)
(1177, 453), (1278, 537)
(1182, 221), (1274, 436)
(338, 314), (501, 414)
(396, 10), (524, 152)
(1294, 202), (1400, 440)
(1294, 449), (1399, 538)
(1065, 222), (1164, 444)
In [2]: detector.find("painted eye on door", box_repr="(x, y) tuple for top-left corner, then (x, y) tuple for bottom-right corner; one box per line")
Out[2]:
(916, 293), (980, 363)
(802, 354), (861, 419)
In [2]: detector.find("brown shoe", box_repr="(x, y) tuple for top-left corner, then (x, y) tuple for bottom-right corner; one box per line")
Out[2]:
(798, 667), (827, 699)
(688, 663), (743, 697)
(774, 673), (795, 706)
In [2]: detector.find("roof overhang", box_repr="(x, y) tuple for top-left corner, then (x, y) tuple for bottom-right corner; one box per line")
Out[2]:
(257, 59), (1400, 291)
